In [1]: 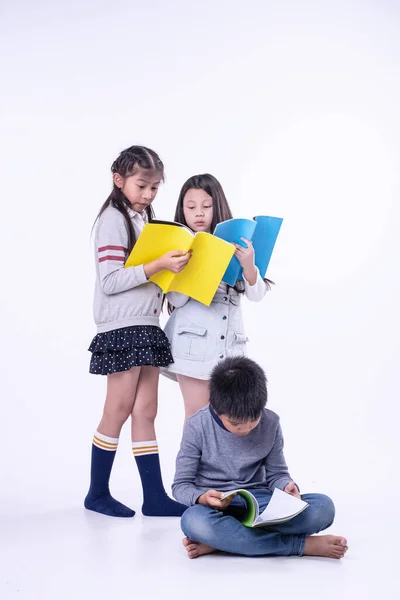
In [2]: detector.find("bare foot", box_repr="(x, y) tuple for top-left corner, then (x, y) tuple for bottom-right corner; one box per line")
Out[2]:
(304, 535), (348, 559)
(182, 536), (218, 559)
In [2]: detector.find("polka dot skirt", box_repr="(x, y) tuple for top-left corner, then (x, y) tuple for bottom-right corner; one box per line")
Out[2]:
(88, 326), (174, 375)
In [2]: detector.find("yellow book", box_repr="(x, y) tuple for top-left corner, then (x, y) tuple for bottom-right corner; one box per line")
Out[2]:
(124, 220), (235, 306)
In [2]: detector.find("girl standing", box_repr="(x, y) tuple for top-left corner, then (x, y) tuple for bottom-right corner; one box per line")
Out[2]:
(162, 174), (271, 422)
(85, 146), (190, 518)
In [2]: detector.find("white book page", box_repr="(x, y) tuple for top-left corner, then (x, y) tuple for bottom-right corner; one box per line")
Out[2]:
(220, 489), (242, 500)
(254, 488), (309, 526)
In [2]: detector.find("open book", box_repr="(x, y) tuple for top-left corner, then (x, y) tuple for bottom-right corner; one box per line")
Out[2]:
(220, 487), (308, 528)
(124, 220), (235, 306)
(214, 216), (283, 286)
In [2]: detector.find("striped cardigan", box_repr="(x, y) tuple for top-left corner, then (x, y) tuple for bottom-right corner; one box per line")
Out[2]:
(93, 205), (162, 333)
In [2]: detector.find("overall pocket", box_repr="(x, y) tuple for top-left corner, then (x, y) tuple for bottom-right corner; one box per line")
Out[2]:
(232, 332), (249, 356)
(174, 324), (207, 361)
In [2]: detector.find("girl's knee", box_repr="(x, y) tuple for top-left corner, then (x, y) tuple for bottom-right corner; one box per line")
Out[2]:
(131, 406), (157, 422)
(102, 403), (131, 426)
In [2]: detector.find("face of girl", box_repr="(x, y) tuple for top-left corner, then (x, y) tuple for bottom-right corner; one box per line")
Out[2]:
(183, 188), (214, 233)
(114, 168), (162, 213)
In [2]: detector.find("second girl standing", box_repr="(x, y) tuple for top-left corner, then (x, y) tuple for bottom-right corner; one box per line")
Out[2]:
(162, 174), (271, 422)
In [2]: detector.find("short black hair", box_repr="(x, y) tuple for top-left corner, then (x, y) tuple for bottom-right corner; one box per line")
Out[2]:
(209, 357), (267, 421)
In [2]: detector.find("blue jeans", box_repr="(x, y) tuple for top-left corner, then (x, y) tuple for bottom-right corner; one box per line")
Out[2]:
(181, 490), (335, 556)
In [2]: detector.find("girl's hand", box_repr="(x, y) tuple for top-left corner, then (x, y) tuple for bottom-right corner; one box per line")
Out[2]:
(284, 481), (301, 499)
(197, 490), (233, 510)
(234, 238), (255, 271)
(160, 250), (191, 274)
(234, 238), (257, 284)
(144, 250), (191, 279)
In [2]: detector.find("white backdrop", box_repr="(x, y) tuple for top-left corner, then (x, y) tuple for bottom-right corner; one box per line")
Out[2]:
(0, 0), (399, 524)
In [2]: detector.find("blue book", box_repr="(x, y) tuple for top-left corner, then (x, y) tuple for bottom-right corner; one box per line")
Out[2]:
(214, 216), (283, 286)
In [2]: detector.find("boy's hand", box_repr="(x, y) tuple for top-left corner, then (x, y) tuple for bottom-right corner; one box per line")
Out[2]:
(284, 481), (301, 499)
(197, 490), (233, 510)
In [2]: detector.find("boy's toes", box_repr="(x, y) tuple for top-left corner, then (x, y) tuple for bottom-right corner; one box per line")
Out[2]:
(183, 537), (200, 558)
(188, 546), (199, 558)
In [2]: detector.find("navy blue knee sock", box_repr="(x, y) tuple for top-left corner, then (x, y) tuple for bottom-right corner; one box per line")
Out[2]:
(133, 441), (187, 517)
(84, 432), (135, 518)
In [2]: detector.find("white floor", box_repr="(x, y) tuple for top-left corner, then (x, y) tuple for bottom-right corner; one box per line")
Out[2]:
(1, 291), (399, 600)
(1, 344), (399, 600)
(1, 475), (398, 600)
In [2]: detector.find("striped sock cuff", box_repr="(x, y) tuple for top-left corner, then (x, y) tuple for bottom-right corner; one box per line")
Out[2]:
(132, 440), (159, 456)
(93, 431), (119, 452)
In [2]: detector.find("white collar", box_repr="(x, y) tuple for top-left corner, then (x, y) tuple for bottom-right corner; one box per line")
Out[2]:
(127, 207), (146, 221)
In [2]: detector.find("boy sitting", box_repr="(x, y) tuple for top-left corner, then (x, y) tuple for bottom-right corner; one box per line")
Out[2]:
(172, 356), (347, 559)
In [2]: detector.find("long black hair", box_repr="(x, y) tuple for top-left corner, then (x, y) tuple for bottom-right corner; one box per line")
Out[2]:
(174, 174), (233, 234)
(173, 173), (273, 295)
(94, 145), (164, 254)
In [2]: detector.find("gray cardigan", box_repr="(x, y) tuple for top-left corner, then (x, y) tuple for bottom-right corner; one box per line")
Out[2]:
(93, 205), (163, 333)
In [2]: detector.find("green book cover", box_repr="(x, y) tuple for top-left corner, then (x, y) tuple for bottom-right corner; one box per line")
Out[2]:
(220, 488), (309, 528)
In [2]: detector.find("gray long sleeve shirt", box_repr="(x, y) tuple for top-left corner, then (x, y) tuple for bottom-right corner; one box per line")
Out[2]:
(172, 406), (293, 506)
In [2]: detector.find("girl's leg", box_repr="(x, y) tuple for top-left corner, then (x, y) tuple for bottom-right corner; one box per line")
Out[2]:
(131, 366), (187, 517)
(97, 367), (141, 437)
(177, 375), (210, 422)
(85, 368), (141, 518)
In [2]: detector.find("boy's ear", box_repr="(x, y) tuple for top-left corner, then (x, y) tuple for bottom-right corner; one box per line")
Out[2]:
(113, 173), (124, 189)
